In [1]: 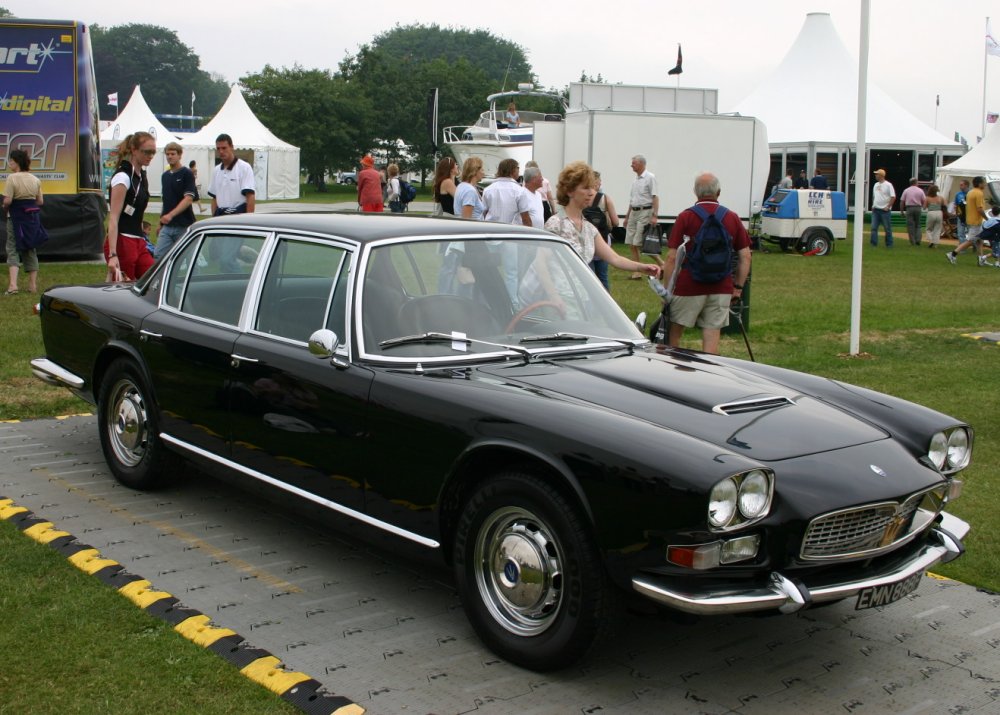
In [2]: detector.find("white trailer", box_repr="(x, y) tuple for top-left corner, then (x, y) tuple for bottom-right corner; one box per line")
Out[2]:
(532, 110), (770, 224)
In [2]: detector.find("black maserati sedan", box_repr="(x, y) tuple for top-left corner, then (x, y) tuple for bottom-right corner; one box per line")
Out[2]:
(32, 213), (972, 671)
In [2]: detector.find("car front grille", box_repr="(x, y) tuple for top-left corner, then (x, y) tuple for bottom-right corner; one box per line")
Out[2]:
(800, 490), (930, 561)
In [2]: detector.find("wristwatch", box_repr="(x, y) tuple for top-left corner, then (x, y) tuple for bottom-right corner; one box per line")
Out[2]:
(108, 253), (117, 258)
(733, 284), (744, 289)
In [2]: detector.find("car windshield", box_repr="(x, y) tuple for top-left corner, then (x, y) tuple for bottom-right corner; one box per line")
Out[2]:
(360, 236), (644, 360)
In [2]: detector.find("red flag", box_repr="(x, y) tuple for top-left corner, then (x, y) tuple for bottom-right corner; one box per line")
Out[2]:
(668, 44), (683, 75)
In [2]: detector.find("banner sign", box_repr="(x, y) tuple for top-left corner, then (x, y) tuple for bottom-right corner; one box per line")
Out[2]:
(0, 20), (102, 195)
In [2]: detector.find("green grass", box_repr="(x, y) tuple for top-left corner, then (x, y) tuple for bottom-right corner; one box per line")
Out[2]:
(1, 219), (997, 710)
(0, 518), (298, 714)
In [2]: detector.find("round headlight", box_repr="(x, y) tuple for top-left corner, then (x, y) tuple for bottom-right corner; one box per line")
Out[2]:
(946, 429), (970, 470)
(709, 478), (738, 528)
(738, 470), (771, 519)
(928, 432), (948, 470)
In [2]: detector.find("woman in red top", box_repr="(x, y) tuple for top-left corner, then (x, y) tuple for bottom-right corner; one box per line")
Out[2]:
(357, 155), (383, 212)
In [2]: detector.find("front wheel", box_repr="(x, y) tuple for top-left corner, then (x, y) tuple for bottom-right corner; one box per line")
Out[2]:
(453, 471), (617, 670)
(803, 228), (834, 256)
(98, 358), (174, 490)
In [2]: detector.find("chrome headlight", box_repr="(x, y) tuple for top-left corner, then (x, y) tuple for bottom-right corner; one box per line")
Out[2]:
(946, 429), (971, 471)
(709, 470), (774, 531)
(928, 432), (948, 470)
(928, 427), (972, 473)
(738, 470), (771, 519)
(708, 477), (738, 528)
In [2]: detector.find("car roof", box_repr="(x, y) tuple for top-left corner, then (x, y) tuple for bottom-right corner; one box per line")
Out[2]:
(191, 212), (554, 244)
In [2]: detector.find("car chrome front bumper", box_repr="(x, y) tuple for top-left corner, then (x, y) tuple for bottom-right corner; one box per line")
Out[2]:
(30, 358), (85, 390)
(632, 511), (970, 616)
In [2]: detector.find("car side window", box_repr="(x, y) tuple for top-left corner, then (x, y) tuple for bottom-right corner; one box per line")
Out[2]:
(165, 232), (266, 326)
(255, 238), (349, 344)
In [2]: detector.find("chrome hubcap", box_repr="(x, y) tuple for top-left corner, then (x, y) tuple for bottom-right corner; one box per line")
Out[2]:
(107, 380), (147, 467)
(475, 506), (563, 636)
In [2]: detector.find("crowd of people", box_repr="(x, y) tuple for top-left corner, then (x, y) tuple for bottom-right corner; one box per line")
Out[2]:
(14, 133), (991, 353)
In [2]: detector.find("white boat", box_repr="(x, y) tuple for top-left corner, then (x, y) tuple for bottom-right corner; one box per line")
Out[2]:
(443, 85), (564, 178)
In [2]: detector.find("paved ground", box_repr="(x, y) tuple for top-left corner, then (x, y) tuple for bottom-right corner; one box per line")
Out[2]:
(2, 415), (999, 715)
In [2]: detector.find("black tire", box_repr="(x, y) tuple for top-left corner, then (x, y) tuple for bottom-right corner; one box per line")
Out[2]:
(452, 471), (618, 670)
(97, 358), (174, 490)
(803, 228), (834, 256)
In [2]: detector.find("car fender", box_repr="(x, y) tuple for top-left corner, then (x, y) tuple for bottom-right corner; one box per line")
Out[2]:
(92, 339), (158, 407)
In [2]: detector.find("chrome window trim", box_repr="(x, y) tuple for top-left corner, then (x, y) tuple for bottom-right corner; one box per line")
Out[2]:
(242, 233), (356, 354)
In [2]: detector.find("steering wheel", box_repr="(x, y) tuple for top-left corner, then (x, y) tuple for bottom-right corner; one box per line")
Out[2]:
(505, 300), (567, 333)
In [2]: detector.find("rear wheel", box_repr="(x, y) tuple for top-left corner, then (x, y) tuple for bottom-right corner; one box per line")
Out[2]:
(453, 471), (618, 670)
(98, 358), (174, 490)
(803, 228), (834, 255)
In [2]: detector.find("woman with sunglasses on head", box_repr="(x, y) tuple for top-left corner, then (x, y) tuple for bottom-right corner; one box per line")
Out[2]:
(105, 132), (156, 281)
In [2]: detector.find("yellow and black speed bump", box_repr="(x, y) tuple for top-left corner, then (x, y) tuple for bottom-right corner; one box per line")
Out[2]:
(1, 497), (365, 715)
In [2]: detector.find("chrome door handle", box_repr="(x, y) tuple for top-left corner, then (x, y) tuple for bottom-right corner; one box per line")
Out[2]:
(230, 353), (260, 367)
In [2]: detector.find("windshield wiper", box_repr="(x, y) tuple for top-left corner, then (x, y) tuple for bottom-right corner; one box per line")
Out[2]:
(520, 332), (641, 352)
(380, 332), (532, 361)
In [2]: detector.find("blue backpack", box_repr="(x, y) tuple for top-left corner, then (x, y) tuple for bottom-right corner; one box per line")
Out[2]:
(686, 205), (733, 283)
(398, 178), (417, 204)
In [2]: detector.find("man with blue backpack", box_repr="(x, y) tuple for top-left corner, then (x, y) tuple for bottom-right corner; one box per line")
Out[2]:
(661, 172), (752, 354)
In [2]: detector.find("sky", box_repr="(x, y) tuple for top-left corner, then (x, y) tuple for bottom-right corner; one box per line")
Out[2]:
(7, 0), (1000, 145)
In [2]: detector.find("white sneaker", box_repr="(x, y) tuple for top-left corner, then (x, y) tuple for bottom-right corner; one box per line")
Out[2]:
(946, 252), (957, 265)
(978, 255), (989, 266)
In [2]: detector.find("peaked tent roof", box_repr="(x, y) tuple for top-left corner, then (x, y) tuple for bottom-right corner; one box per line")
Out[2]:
(180, 85), (300, 199)
(934, 126), (1000, 200)
(180, 84), (296, 150)
(99, 85), (177, 196)
(99, 85), (177, 145)
(732, 13), (960, 149)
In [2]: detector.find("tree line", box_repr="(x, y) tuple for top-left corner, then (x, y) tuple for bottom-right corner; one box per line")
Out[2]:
(87, 20), (554, 187)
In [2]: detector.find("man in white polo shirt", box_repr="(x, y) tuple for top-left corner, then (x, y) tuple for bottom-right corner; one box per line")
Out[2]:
(208, 133), (256, 216)
(208, 134), (256, 272)
(624, 154), (659, 278)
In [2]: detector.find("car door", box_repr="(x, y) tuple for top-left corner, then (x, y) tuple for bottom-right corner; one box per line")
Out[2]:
(138, 228), (268, 458)
(226, 235), (373, 513)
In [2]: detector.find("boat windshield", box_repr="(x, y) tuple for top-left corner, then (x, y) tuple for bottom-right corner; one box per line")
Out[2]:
(360, 236), (643, 361)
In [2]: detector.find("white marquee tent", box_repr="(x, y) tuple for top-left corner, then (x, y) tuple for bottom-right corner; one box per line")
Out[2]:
(180, 85), (300, 201)
(934, 126), (1000, 202)
(99, 85), (178, 196)
(731, 12), (962, 198)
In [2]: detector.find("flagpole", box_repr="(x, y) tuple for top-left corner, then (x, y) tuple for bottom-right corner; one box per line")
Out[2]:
(850, 0), (871, 357)
(984, 17), (989, 140)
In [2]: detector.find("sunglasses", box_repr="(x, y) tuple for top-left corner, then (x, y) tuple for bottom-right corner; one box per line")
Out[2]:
(139, 149), (156, 156)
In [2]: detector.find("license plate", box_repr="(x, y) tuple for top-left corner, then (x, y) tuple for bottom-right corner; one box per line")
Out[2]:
(855, 571), (923, 610)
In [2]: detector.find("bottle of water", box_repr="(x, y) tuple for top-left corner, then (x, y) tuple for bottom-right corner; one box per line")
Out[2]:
(647, 276), (671, 300)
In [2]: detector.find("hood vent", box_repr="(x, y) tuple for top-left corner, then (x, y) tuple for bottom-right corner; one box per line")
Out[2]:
(713, 395), (795, 415)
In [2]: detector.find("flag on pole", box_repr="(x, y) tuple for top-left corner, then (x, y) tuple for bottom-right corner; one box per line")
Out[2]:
(988, 112), (999, 124)
(668, 44), (683, 75)
(107, 92), (118, 107)
(988, 20), (1000, 56)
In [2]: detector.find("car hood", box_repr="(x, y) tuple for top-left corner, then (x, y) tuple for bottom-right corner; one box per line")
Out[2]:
(478, 350), (887, 461)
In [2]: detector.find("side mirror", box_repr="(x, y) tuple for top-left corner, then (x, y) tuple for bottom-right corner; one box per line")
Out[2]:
(308, 329), (340, 358)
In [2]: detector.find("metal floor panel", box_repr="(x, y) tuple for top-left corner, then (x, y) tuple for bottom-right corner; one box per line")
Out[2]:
(2, 416), (999, 715)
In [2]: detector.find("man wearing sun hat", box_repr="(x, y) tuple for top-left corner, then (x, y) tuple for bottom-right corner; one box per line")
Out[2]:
(357, 155), (383, 213)
(870, 168), (896, 248)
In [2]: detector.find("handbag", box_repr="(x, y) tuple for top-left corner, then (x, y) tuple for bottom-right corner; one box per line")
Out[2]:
(640, 223), (663, 256)
(9, 199), (49, 251)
